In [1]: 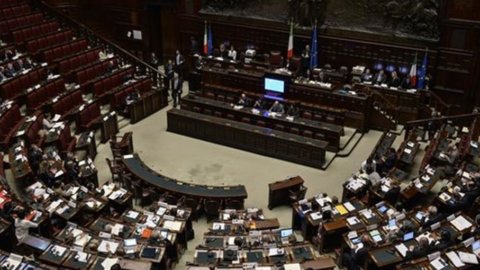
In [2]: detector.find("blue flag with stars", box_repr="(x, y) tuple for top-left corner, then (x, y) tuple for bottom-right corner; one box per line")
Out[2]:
(208, 24), (213, 56)
(310, 23), (318, 69)
(417, 51), (428, 89)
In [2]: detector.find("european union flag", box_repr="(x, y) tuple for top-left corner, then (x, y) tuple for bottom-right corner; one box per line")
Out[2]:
(208, 24), (213, 56)
(417, 51), (428, 89)
(310, 23), (318, 69)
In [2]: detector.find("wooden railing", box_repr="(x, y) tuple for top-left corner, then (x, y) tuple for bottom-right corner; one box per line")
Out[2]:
(34, 0), (167, 92)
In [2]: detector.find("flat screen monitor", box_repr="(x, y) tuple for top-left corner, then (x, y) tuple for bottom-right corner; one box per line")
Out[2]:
(403, 232), (414, 241)
(280, 229), (293, 238)
(265, 78), (285, 94)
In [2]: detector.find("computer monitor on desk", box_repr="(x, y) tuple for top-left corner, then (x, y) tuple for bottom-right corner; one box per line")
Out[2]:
(264, 73), (290, 100)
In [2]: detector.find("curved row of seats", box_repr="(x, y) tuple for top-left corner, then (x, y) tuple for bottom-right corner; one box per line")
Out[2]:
(42, 38), (88, 62)
(111, 78), (152, 111)
(26, 29), (73, 54)
(0, 67), (47, 100)
(57, 47), (100, 74)
(25, 77), (65, 112)
(0, 11), (43, 34)
(0, 2), (29, 19)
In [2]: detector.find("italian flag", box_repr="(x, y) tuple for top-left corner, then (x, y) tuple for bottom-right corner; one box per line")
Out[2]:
(409, 53), (417, 88)
(287, 21), (293, 59)
(203, 20), (208, 55)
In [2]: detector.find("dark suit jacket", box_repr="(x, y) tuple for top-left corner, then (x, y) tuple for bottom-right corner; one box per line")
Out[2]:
(405, 245), (431, 260)
(389, 77), (401, 88)
(373, 73), (386, 85)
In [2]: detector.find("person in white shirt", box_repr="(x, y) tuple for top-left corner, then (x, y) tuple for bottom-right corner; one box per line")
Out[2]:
(14, 211), (38, 244)
(228, 45), (237, 60)
(42, 113), (54, 130)
(361, 157), (377, 173)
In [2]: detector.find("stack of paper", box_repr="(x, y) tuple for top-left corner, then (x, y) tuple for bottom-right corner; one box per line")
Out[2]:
(98, 240), (119, 253)
(101, 258), (119, 269)
(446, 251), (465, 267)
(163, 220), (182, 231)
(451, 215), (472, 231)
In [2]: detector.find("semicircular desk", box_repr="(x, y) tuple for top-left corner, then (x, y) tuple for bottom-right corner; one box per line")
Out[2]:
(122, 154), (248, 202)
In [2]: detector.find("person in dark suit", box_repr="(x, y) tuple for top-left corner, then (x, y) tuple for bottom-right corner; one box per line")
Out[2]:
(286, 104), (300, 118)
(378, 148), (397, 176)
(219, 43), (228, 59)
(175, 50), (185, 77)
(4, 63), (16, 77)
(342, 234), (375, 270)
(165, 59), (174, 91)
(269, 101), (285, 114)
(253, 97), (265, 110)
(172, 73), (183, 108)
(0, 67), (7, 82)
(372, 70), (386, 85)
(384, 179), (400, 207)
(300, 44), (310, 77)
(433, 230), (452, 251)
(405, 237), (432, 260)
(401, 75), (412, 89)
(235, 93), (248, 107)
(421, 206), (443, 229)
(361, 68), (373, 82)
(389, 71), (401, 88)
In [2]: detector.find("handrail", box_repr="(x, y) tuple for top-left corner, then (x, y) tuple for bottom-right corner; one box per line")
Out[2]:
(427, 90), (451, 115)
(35, 0), (166, 89)
(405, 112), (480, 128)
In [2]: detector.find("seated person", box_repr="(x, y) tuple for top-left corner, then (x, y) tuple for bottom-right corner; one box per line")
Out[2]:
(219, 43), (228, 58)
(286, 104), (300, 118)
(252, 97), (265, 110)
(269, 101), (285, 114)
(42, 113), (54, 130)
(389, 71), (401, 88)
(377, 148), (397, 176)
(372, 70), (386, 85)
(401, 75), (413, 89)
(421, 206), (443, 229)
(235, 93), (248, 107)
(405, 237), (432, 260)
(342, 234), (375, 270)
(361, 68), (373, 82)
(317, 71), (328, 83)
(4, 63), (16, 77)
(384, 179), (401, 207)
(361, 157), (377, 173)
(433, 230), (452, 251)
(53, 180), (71, 198)
(228, 45), (237, 60)
(365, 167), (381, 187)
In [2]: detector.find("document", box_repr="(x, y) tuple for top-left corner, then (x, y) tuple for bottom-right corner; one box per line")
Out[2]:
(458, 251), (478, 264)
(268, 248), (284, 256)
(395, 243), (408, 257)
(111, 224), (124, 236)
(75, 251), (89, 263)
(451, 215), (472, 231)
(344, 202), (355, 212)
(283, 263), (302, 270)
(101, 258), (119, 269)
(335, 205), (348, 215)
(347, 216), (359, 226)
(310, 212), (322, 221)
(126, 210), (139, 219)
(446, 251), (465, 267)
(2, 253), (22, 270)
(430, 258), (448, 270)
(163, 220), (182, 231)
(51, 245), (67, 257)
(98, 240), (119, 253)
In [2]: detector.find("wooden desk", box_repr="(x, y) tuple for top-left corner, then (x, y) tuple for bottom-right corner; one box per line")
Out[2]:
(76, 131), (97, 160)
(99, 111), (118, 143)
(268, 176), (304, 209)
(302, 256), (336, 270)
(129, 90), (166, 124)
(122, 153), (247, 201)
(181, 95), (343, 152)
(167, 108), (327, 169)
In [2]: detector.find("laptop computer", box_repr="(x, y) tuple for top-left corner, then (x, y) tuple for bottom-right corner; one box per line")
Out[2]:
(403, 232), (414, 241)
(123, 238), (137, 254)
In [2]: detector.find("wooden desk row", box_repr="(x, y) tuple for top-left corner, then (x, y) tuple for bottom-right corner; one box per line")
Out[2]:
(128, 90), (168, 124)
(181, 95), (343, 152)
(167, 108), (327, 168)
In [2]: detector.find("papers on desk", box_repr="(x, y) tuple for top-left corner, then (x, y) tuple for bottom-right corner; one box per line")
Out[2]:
(344, 202), (355, 212)
(347, 216), (360, 226)
(450, 215), (472, 231)
(407, 141), (415, 147)
(446, 251), (465, 267)
(360, 209), (373, 220)
(74, 233), (91, 247)
(395, 243), (408, 257)
(47, 199), (63, 213)
(16, 130), (25, 137)
(346, 178), (366, 191)
(98, 240), (119, 253)
(416, 232), (435, 245)
(439, 192), (452, 202)
(156, 207), (167, 216)
(233, 105), (243, 110)
(52, 114), (61, 122)
(310, 212), (322, 221)
(430, 257), (449, 270)
(381, 185), (390, 193)
(283, 263), (302, 270)
(67, 186), (79, 195)
(111, 224), (124, 236)
(268, 248), (284, 257)
(335, 205), (348, 215)
(212, 222), (225, 230)
(2, 253), (22, 269)
(75, 251), (89, 263)
(108, 189), (127, 200)
(145, 214), (160, 228)
(55, 205), (70, 215)
(286, 116), (294, 122)
(458, 251), (478, 264)
(51, 245), (67, 257)
(163, 220), (182, 232)
(470, 141), (478, 148)
(251, 108), (260, 115)
(404, 148), (412, 154)
(102, 183), (116, 197)
(101, 258), (119, 269)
